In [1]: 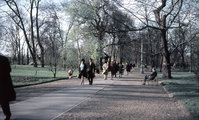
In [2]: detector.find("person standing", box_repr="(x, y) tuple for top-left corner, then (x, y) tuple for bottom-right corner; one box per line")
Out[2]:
(79, 59), (87, 85)
(87, 58), (95, 85)
(118, 62), (123, 78)
(102, 61), (108, 80)
(115, 61), (119, 77)
(126, 62), (131, 75)
(0, 55), (16, 120)
(110, 60), (116, 80)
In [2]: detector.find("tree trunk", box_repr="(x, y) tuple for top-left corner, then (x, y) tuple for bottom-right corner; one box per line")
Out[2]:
(76, 39), (81, 65)
(27, 48), (30, 65)
(18, 50), (21, 65)
(36, 0), (45, 67)
(159, 54), (163, 72)
(181, 53), (186, 69)
(17, 36), (21, 65)
(161, 30), (172, 78)
(30, 0), (37, 67)
(53, 67), (57, 78)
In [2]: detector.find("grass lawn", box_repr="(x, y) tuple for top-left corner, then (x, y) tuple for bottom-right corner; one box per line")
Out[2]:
(11, 65), (78, 87)
(161, 72), (199, 119)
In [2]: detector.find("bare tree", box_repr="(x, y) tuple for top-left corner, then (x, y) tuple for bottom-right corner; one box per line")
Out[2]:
(35, 0), (45, 67)
(113, 0), (199, 78)
(4, 0), (38, 67)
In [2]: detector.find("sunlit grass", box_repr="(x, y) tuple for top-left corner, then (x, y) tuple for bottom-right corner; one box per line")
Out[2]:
(11, 65), (78, 87)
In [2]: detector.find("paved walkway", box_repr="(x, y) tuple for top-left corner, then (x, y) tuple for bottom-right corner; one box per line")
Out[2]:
(0, 71), (192, 120)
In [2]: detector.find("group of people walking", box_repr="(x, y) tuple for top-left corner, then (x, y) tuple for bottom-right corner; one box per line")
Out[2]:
(78, 58), (96, 85)
(102, 60), (134, 80)
(78, 59), (135, 85)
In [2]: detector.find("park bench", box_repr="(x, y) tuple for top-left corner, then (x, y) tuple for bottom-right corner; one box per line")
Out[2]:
(147, 76), (159, 85)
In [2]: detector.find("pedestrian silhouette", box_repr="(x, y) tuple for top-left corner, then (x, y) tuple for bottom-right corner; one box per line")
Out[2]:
(0, 55), (16, 120)
(87, 58), (95, 85)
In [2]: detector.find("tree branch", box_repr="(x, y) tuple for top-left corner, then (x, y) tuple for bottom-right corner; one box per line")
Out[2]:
(167, 0), (183, 29)
(170, 31), (199, 53)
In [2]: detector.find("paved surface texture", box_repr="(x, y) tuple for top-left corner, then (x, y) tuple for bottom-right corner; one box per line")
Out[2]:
(0, 76), (113, 120)
(0, 70), (192, 120)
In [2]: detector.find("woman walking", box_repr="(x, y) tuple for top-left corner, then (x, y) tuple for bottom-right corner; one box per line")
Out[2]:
(79, 59), (87, 85)
(102, 61), (109, 80)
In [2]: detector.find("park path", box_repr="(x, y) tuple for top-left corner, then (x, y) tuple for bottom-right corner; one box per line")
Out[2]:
(0, 76), (113, 120)
(0, 69), (192, 120)
(54, 71), (192, 120)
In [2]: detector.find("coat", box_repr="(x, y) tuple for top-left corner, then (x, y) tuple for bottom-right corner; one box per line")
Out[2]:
(118, 63), (123, 74)
(149, 71), (157, 80)
(110, 61), (116, 75)
(87, 62), (95, 79)
(79, 63), (87, 78)
(126, 64), (131, 72)
(102, 63), (108, 75)
(0, 55), (16, 103)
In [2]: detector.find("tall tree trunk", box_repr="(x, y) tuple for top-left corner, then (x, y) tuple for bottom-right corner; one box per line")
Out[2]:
(36, 0), (45, 67)
(98, 32), (104, 69)
(27, 48), (30, 65)
(181, 52), (186, 69)
(76, 39), (81, 65)
(159, 54), (163, 72)
(30, 0), (37, 67)
(161, 30), (172, 78)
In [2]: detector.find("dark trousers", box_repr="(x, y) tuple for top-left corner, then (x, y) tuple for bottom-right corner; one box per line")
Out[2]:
(88, 78), (93, 85)
(1, 102), (11, 120)
(144, 75), (152, 83)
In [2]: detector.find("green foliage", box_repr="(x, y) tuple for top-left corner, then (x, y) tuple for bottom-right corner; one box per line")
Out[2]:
(65, 0), (98, 23)
(81, 36), (101, 60)
(162, 72), (199, 119)
(62, 41), (79, 69)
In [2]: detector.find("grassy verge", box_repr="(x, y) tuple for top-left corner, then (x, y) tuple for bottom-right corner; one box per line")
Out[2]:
(11, 65), (78, 87)
(161, 72), (199, 119)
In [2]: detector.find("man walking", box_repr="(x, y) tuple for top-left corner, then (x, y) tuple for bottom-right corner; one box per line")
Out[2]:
(0, 55), (16, 120)
(87, 58), (95, 85)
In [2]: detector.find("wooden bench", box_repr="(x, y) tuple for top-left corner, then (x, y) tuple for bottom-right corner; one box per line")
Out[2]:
(147, 76), (159, 85)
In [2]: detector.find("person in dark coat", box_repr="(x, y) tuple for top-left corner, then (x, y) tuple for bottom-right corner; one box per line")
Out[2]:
(118, 62), (123, 78)
(87, 58), (95, 85)
(142, 68), (157, 85)
(79, 59), (87, 85)
(110, 60), (116, 80)
(126, 62), (131, 75)
(115, 62), (119, 77)
(0, 55), (16, 120)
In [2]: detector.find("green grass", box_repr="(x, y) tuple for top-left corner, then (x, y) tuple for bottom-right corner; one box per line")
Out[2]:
(162, 72), (199, 119)
(11, 65), (78, 87)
